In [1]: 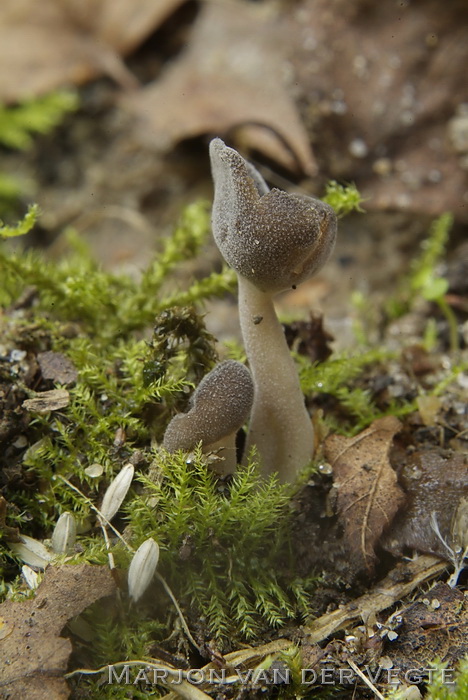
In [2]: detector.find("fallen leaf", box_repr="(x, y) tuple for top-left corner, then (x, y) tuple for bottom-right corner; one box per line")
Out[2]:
(383, 449), (468, 560)
(124, 1), (316, 175)
(38, 351), (78, 386)
(22, 389), (70, 413)
(0, 564), (116, 699)
(0, 0), (186, 103)
(324, 416), (405, 573)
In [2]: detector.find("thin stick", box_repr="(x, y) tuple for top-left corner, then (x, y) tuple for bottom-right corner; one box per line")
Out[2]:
(65, 660), (212, 700)
(347, 659), (386, 700)
(156, 572), (199, 651)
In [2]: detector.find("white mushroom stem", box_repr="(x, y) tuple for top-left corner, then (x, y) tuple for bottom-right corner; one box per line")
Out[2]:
(238, 275), (313, 482)
(204, 435), (238, 476)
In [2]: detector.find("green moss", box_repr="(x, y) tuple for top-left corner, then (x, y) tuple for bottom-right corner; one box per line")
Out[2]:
(126, 450), (313, 641)
(424, 659), (468, 700)
(322, 180), (365, 218)
(0, 203), (39, 238)
(0, 91), (78, 150)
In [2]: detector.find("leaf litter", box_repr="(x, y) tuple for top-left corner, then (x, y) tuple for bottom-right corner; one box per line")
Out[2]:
(0, 0), (186, 102)
(324, 416), (406, 573)
(0, 565), (116, 700)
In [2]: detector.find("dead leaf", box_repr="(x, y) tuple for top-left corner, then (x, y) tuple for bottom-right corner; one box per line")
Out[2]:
(37, 351), (78, 386)
(325, 416), (405, 573)
(124, 1), (317, 175)
(22, 389), (70, 413)
(0, 564), (116, 700)
(0, 0), (186, 103)
(383, 449), (468, 560)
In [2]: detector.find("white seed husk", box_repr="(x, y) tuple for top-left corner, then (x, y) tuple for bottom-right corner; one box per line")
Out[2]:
(128, 538), (160, 602)
(10, 535), (53, 569)
(51, 512), (77, 554)
(100, 463), (134, 522)
(21, 564), (40, 590)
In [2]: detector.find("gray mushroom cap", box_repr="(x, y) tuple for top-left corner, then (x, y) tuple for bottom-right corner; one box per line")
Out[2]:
(210, 138), (337, 294)
(163, 360), (254, 452)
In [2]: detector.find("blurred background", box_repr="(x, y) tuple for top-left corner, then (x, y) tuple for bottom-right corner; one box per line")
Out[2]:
(1, 0), (467, 348)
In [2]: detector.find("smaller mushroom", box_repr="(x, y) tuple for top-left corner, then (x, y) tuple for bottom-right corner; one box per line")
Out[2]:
(163, 360), (254, 474)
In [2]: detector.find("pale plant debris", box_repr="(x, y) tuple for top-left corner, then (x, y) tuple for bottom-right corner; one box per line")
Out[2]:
(20, 564), (40, 591)
(9, 534), (53, 570)
(430, 506), (468, 588)
(99, 462), (134, 523)
(128, 537), (160, 602)
(51, 512), (77, 555)
(22, 388), (70, 413)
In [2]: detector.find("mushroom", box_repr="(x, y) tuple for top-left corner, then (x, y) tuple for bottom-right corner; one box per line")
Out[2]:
(209, 138), (337, 483)
(163, 360), (254, 474)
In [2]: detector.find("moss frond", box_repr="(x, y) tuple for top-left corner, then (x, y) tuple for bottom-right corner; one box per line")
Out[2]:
(322, 180), (365, 217)
(127, 451), (307, 641)
(0, 203), (40, 238)
(0, 91), (78, 150)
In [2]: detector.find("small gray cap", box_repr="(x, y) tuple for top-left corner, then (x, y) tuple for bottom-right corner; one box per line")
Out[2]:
(163, 361), (254, 452)
(210, 138), (337, 294)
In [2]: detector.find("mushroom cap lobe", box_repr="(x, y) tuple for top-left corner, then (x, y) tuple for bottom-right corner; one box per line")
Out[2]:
(210, 138), (337, 293)
(163, 360), (254, 452)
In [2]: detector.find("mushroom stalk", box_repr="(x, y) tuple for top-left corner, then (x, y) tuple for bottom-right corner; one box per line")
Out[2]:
(204, 435), (238, 475)
(238, 275), (313, 481)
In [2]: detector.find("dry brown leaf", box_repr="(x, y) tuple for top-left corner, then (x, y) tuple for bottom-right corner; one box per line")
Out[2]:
(0, 564), (116, 700)
(0, 0), (186, 103)
(22, 389), (70, 413)
(383, 449), (468, 560)
(124, 1), (317, 175)
(325, 416), (405, 573)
